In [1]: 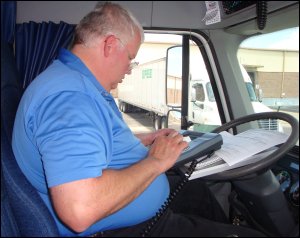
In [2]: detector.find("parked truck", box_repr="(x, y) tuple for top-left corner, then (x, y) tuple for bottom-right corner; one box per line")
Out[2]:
(189, 64), (281, 132)
(118, 57), (280, 131)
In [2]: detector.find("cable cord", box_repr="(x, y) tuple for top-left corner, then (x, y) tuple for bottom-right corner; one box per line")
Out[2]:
(140, 159), (200, 237)
(257, 1), (268, 30)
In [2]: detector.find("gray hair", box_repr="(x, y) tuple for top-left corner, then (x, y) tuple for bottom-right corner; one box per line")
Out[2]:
(72, 2), (144, 47)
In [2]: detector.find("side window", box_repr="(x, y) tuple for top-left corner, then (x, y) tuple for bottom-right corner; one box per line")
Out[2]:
(118, 33), (184, 131)
(188, 39), (221, 132)
(193, 83), (205, 102)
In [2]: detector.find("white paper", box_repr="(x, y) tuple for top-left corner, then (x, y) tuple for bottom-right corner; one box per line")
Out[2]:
(215, 129), (289, 166)
(189, 147), (278, 180)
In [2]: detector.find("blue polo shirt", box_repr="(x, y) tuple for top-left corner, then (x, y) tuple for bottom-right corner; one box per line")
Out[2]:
(12, 48), (170, 236)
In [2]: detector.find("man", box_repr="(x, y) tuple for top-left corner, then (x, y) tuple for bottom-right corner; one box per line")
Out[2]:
(12, 2), (264, 237)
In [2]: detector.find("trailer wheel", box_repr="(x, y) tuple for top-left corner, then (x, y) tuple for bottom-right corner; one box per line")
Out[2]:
(123, 103), (128, 113)
(120, 102), (129, 113)
(120, 102), (125, 112)
(161, 116), (168, 128)
(154, 115), (162, 130)
(118, 101), (123, 111)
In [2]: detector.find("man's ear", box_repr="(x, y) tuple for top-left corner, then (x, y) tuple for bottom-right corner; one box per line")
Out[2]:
(103, 35), (117, 57)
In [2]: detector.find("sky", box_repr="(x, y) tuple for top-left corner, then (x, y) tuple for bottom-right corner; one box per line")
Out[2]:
(240, 27), (299, 51)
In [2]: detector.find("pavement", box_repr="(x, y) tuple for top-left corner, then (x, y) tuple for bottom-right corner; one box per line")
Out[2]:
(122, 112), (154, 134)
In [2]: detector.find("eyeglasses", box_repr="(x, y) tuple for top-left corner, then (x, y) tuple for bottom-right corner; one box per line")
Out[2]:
(116, 38), (139, 70)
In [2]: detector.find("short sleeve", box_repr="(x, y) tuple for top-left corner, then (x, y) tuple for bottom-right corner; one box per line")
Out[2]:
(33, 91), (112, 187)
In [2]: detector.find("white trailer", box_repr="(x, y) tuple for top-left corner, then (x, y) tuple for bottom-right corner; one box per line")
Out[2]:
(118, 58), (170, 129)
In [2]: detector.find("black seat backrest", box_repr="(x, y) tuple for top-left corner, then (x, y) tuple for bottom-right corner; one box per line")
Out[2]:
(1, 41), (23, 143)
(1, 41), (59, 237)
(1, 166), (20, 237)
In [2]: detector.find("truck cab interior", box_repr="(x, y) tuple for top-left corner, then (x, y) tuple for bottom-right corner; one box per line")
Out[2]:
(1, 1), (299, 237)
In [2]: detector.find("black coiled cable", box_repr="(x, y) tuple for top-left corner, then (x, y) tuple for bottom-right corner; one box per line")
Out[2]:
(257, 1), (268, 30)
(140, 159), (200, 237)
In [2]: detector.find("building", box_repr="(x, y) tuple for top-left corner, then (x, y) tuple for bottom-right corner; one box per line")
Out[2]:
(238, 48), (299, 106)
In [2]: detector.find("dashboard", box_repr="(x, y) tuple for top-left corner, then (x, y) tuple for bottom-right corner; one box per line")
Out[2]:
(272, 146), (299, 222)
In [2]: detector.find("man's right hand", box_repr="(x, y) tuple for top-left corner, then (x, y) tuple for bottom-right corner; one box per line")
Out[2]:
(148, 130), (188, 173)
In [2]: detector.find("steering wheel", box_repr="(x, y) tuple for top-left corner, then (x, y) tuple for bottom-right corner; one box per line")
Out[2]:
(204, 112), (299, 180)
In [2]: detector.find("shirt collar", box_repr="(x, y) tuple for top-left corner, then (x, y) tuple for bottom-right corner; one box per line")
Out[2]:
(57, 48), (114, 101)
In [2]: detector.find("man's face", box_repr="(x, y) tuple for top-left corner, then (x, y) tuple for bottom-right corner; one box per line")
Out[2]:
(110, 33), (141, 89)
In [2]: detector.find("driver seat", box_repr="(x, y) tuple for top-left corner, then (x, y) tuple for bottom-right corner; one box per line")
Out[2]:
(1, 41), (59, 236)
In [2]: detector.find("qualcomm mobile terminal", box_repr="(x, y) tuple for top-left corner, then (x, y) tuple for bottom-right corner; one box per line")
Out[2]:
(174, 130), (223, 167)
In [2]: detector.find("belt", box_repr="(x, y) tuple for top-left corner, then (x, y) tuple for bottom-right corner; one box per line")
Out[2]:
(88, 218), (151, 237)
(89, 231), (105, 237)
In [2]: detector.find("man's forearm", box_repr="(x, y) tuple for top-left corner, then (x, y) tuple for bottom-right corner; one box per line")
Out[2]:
(50, 156), (162, 232)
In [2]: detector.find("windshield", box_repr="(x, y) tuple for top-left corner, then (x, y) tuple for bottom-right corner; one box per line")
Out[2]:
(206, 82), (216, 102)
(239, 27), (299, 144)
(207, 82), (256, 102)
